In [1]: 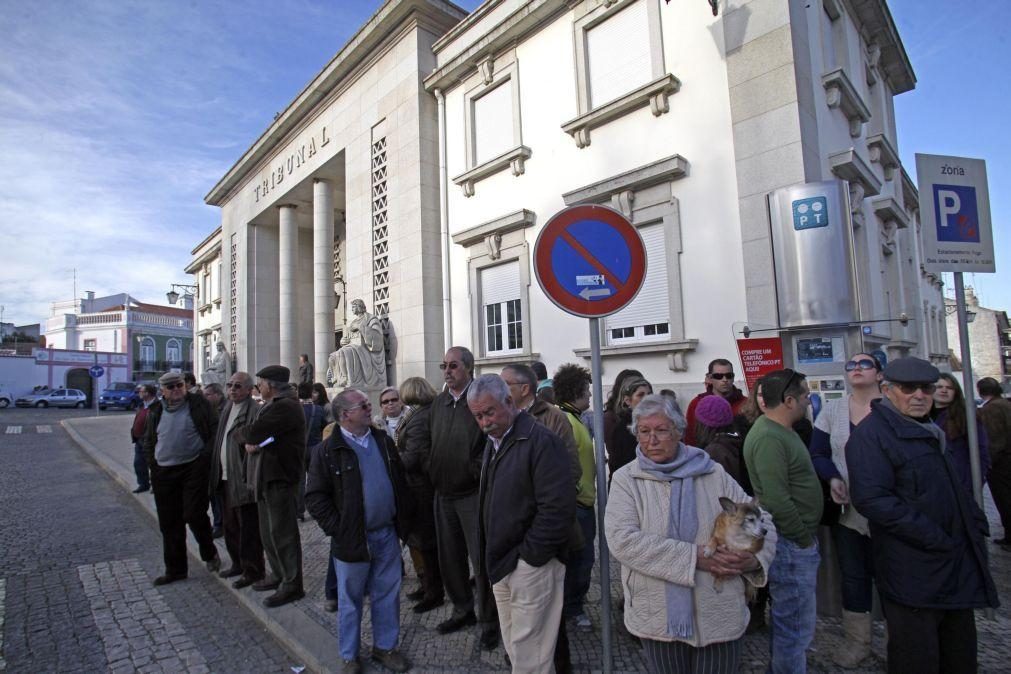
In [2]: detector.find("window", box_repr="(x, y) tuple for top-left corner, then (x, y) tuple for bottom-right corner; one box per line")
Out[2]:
(604, 223), (670, 345)
(83, 338), (97, 352)
(473, 80), (514, 165)
(481, 261), (523, 356)
(587, 0), (651, 108)
(166, 338), (182, 366)
(140, 337), (155, 369)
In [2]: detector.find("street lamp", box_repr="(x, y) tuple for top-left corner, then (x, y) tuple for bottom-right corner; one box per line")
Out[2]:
(166, 283), (198, 305)
(945, 304), (977, 323)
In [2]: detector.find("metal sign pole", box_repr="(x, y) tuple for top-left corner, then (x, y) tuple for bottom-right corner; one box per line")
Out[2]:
(954, 272), (983, 509)
(589, 317), (613, 674)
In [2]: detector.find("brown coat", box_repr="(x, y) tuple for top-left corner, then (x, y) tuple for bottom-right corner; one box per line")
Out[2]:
(980, 397), (1011, 463)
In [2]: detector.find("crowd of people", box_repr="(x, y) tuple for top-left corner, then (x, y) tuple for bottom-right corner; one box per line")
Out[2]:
(127, 346), (1007, 673)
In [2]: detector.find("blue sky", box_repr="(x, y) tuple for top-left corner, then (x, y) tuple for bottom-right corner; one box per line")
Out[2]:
(0, 0), (1007, 327)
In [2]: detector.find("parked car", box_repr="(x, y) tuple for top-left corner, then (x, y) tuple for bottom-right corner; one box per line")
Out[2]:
(15, 388), (88, 408)
(99, 382), (141, 411)
(0, 388), (12, 408)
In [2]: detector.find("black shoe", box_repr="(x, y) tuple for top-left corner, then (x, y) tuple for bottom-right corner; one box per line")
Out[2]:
(252, 576), (280, 592)
(153, 573), (186, 586)
(994, 537), (1010, 545)
(436, 611), (476, 634)
(372, 647), (411, 673)
(263, 588), (305, 608)
(132, 486), (150, 493)
(205, 556), (221, 573)
(219, 565), (242, 578)
(406, 587), (426, 602)
(211, 526), (223, 539)
(324, 599), (338, 613)
(413, 596), (444, 613)
(480, 626), (500, 651)
(232, 574), (262, 589)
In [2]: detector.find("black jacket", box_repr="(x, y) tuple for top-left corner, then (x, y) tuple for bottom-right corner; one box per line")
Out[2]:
(478, 411), (576, 584)
(428, 387), (485, 498)
(141, 394), (216, 467)
(305, 426), (415, 562)
(209, 398), (258, 505)
(235, 395), (305, 486)
(846, 399), (999, 610)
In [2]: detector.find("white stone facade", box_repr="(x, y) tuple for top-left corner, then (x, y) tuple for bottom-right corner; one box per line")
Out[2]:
(186, 227), (224, 383)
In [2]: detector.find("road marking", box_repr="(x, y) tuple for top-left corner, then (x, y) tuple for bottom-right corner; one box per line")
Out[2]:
(4, 426), (20, 434)
(36, 425), (52, 433)
(78, 559), (209, 671)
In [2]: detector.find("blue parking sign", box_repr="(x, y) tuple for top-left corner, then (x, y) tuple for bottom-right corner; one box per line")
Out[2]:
(933, 184), (979, 243)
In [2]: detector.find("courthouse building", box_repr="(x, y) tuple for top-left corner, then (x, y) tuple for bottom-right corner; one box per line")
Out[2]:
(200, 0), (947, 395)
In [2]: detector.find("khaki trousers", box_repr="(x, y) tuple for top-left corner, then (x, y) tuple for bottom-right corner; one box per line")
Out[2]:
(492, 557), (565, 674)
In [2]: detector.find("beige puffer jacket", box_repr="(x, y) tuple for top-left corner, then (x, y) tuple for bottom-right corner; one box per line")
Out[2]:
(605, 459), (777, 646)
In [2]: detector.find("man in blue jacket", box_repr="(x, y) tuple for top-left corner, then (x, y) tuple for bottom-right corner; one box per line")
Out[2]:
(846, 357), (999, 674)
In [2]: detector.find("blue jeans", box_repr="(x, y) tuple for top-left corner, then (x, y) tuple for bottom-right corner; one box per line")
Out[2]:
(832, 524), (874, 613)
(563, 504), (596, 618)
(133, 441), (150, 490)
(334, 525), (401, 660)
(767, 537), (820, 674)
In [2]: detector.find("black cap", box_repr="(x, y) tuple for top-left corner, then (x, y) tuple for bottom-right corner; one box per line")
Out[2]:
(256, 365), (290, 382)
(882, 357), (939, 384)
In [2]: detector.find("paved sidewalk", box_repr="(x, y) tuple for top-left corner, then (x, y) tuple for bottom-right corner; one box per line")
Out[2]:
(65, 414), (1011, 673)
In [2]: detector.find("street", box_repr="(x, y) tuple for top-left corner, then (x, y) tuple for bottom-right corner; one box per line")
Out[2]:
(0, 408), (297, 673)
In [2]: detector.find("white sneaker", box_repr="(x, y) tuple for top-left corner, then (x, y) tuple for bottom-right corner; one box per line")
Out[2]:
(574, 613), (592, 631)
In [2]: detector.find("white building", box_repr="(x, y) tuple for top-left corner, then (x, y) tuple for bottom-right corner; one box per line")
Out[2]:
(186, 226), (225, 382)
(198, 0), (943, 398)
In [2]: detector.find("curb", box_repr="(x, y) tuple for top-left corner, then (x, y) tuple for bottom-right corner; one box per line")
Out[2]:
(62, 419), (341, 674)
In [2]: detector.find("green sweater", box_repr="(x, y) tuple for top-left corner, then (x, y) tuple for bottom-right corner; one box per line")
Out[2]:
(743, 415), (823, 546)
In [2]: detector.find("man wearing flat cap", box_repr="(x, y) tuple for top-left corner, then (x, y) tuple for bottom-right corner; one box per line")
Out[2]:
(142, 371), (221, 585)
(846, 357), (999, 673)
(235, 365), (306, 608)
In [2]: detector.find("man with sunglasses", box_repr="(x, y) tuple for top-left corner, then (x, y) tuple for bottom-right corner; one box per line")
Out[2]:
(742, 368), (822, 673)
(142, 371), (222, 586)
(428, 346), (500, 649)
(846, 357), (998, 673)
(684, 359), (748, 445)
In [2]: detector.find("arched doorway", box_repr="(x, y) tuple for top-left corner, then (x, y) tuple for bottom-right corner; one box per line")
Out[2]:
(66, 368), (93, 405)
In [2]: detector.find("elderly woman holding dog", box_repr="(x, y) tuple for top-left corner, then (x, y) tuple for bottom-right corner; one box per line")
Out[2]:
(605, 394), (777, 673)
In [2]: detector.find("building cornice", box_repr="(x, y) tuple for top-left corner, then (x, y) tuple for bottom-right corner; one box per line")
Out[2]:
(843, 0), (915, 94)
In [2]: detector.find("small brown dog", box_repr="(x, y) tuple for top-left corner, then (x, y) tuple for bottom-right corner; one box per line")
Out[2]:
(704, 497), (768, 595)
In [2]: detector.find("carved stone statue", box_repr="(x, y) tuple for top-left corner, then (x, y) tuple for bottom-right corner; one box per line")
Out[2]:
(201, 341), (232, 386)
(328, 299), (386, 389)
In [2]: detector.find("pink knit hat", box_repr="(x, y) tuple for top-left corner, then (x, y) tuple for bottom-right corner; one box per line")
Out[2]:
(695, 395), (733, 428)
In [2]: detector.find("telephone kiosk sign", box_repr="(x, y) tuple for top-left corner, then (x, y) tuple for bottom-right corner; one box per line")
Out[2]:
(534, 205), (647, 318)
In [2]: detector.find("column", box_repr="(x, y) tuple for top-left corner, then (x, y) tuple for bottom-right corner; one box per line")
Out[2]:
(278, 204), (298, 375)
(313, 179), (336, 383)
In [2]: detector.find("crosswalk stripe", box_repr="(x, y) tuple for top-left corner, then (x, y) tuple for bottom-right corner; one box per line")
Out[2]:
(36, 425), (52, 433)
(4, 426), (21, 434)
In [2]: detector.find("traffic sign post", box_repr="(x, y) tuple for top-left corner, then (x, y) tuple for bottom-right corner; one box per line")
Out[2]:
(89, 364), (105, 416)
(534, 204), (647, 674)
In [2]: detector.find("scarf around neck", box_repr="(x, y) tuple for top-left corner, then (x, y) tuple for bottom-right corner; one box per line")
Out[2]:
(636, 442), (715, 639)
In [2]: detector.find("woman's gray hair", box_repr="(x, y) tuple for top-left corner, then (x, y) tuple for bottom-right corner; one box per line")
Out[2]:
(629, 393), (687, 435)
(468, 373), (510, 405)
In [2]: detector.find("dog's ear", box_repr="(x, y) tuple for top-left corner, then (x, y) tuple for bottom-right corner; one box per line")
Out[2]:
(718, 497), (737, 514)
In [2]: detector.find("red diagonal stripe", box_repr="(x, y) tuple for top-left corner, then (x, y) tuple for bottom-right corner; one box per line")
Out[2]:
(560, 229), (623, 289)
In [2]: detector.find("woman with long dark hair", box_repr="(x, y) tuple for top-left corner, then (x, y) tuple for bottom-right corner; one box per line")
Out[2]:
(311, 382), (334, 425)
(931, 373), (990, 496)
(604, 376), (653, 480)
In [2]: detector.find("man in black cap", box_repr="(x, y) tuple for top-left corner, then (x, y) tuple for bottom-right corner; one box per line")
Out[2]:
(846, 357), (999, 673)
(237, 365), (306, 608)
(142, 371), (221, 585)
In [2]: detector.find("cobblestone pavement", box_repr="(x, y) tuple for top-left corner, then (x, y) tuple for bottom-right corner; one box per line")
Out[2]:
(0, 408), (297, 673)
(49, 411), (1011, 672)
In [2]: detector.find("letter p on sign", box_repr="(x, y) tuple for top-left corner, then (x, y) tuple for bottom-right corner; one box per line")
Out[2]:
(933, 184), (979, 243)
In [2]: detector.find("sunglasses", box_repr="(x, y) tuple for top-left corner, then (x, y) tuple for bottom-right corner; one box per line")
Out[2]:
(894, 383), (937, 395)
(380, 397), (399, 405)
(164, 382), (184, 390)
(845, 359), (877, 372)
(439, 362), (461, 371)
(348, 401), (372, 410)
(764, 368), (802, 403)
(708, 372), (734, 381)
(225, 383), (246, 389)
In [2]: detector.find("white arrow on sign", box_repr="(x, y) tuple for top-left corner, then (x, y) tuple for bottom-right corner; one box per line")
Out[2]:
(579, 287), (612, 300)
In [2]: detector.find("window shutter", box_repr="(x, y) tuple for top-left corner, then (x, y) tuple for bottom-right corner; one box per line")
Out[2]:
(587, 0), (651, 108)
(474, 80), (514, 165)
(605, 223), (669, 333)
(481, 260), (520, 306)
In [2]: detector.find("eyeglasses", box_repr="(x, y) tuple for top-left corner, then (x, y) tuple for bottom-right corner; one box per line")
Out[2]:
(766, 368), (802, 403)
(380, 397), (399, 405)
(164, 382), (184, 390)
(894, 383), (937, 395)
(636, 427), (674, 441)
(225, 383), (245, 389)
(845, 359), (877, 372)
(347, 400), (372, 411)
(709, 372), (734, 381)
(439, 362), (461, 371)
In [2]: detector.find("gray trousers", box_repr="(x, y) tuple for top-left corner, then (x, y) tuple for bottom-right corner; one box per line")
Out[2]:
(258, 481), (303, 592)
(434, 491), (496, 625)
(641, 637), (742, 674)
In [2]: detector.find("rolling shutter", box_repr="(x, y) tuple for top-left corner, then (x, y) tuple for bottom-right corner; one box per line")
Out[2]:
(587, 0), (651, 108)
(474, 80), (514, 165)
(481, 260), (520, 307)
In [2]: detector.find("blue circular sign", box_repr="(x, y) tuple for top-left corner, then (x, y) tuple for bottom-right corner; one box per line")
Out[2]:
(89, 365), (105, 379)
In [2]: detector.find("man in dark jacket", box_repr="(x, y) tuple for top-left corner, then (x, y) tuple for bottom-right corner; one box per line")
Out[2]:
(469, 374), (575, 672)
(428, 346), (498, 648)
(847, 357), (1000, 673)
(684, 358), (747, 446)
(237, 365), (305, 608)
(130, 384), (157, 493)
(305, 388), (414, 674)
(142, 371), (221, 586)
(209, 371), (264, 587)
(978, 377), (1011, 546)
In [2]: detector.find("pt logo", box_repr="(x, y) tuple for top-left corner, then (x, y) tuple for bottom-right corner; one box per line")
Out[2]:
(792, 196), (829, 230)
(933, 184), (979, 242)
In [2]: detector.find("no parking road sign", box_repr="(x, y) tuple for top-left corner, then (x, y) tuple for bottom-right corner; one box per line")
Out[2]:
(533, 204), (646, 317)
